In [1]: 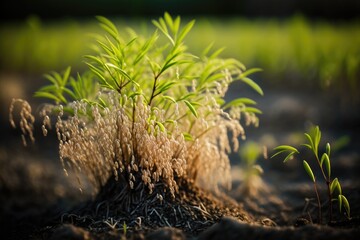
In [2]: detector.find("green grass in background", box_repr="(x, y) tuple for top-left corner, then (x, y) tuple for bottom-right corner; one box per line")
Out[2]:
(1, 15), (359, 99)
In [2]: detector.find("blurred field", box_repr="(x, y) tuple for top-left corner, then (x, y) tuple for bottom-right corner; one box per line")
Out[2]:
(0, 15), (359, 100)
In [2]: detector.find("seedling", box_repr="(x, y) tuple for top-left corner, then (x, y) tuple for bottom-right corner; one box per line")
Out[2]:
(272, 126), (350, 224)
(10, 13), (262, 200)
(238, 141), (264, 196)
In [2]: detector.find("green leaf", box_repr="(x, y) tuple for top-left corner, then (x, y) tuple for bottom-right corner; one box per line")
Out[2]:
(177, 20), (195, 45)
(105, 63), (131, 81)
(283, 152), (296, 163)
(85, 62), (111, 88)
(157, 81), (177, 94)
(96, 16), (119, 42)
(273, 145), (299, 153)
(209, 47), (225, 60)
(152, 19), (175, 46)
(304, 133), (314, 150)
(270, 149), (288, 159)
(330, 178), (341, 195)
(156, 121), (166, 132)
(165, 119), (176, 125)
(322, 153), (331, 178)
(222, 98), (256, 110)
(128, 91), (142, 99)
(43, 73), (58, 86)
(302, 143), (312, 150)
(84, 55), (104, 66)
(133, 32), (158, 65)
(62, 87), (77, 100)
(63, 66), (71, 84)
(34, 91), (62, 103)
(308, 126), (321, 158)
(303, 160), (316, 182)
(244, 107), (262, 114)
(339, 195), (350, 218)
(164, 12), (174, 32)
(271, 145), (299, 162)
(240, 77), (264, 96)
(183, 132), (194, 141)
(183, 100), (198, 118)
(162, 95), (177, 103)
(326, 143), (331, 158)
(98, 97), (108, 108)
(239, 68), (263, 78)
(338, 194), (342, 212)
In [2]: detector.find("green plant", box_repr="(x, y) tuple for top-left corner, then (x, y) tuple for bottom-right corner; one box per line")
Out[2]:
(237, 141), (264, 196)
(10, 13), (262, 198)
(271, 125), (350, 224)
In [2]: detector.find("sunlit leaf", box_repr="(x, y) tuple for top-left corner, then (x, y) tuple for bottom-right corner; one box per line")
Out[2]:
(330, 178), (341, 195)
(283, 152), (296, 163)
(177, 20), (195, 45)
(326, 143), (331, 158)
(321, 153), (331, 178)
(273, 145), (299, 153)
(34, 91), (62, 103)
(244, 107), (262, 114)
(156, 121), (166, 132)
(96, 16), (119, 42)
(303, 160), (315, 182)
(183, 100), (198, 118)
(222, 98), (257, 110)
(240, 77), (264, 96)
(183, 132), (194, 141)
(239, 68), (263, 78)
(162, 95), (176, 103)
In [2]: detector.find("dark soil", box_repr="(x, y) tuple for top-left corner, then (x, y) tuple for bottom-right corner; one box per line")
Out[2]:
(1, 73), (360, 239)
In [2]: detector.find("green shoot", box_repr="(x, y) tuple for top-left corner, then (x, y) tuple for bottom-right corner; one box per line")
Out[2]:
(272, 125), (351, 223)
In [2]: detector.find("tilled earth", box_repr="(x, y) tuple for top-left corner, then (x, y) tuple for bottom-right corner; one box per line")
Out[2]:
(1, 74), (360, 239)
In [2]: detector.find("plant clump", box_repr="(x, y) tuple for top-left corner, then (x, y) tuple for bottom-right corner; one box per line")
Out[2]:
(10, 13), (262, 233)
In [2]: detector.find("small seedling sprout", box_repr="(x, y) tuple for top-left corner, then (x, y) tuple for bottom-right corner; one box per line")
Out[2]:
(272, 125), (351, 223)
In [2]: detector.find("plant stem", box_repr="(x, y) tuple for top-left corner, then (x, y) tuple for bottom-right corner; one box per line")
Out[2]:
(314, 182), (322, 224)
(149, 74), (160, 105)
(326, 180), (333, 223)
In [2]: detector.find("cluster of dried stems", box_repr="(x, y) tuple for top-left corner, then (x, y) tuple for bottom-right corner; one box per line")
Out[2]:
(10, 83), (258, 197)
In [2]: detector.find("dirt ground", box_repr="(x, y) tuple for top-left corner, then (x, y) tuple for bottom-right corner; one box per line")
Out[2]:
(1, 74), (360, 239)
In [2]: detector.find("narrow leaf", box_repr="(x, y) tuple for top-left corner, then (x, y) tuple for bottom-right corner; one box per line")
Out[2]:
(303, 160), (315, 182)
(339, 195), (350, 218)
(222, 98), (256, 110)
(183, 100), (198, 118)
(152, 20), (175, 46)
(156, 121), (166, 132)
(330, 178), (339, 194)
(244, 107), (262, 114)
(302, 143), (312, 150)
(270, 149), (288, 159)
(283, 152), (296, 163)
(304, 133), (314, 149)
(273, 145), (299, 153)
(338, 194), (343, 212)
(34, 92), (62, 103)
(240, 77), (264, 96)
(326, 143), (331, 158)
(183, 132), (194, 141)
(177, 20), (195, 44)
(162, 95), (176, 103)
(240, 68), (263, 78)
(323, 153), (331, 178)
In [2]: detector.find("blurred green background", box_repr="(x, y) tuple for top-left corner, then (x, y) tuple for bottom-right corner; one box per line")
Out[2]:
(0, 0), (359, 104)
(0, 0), (360, 101)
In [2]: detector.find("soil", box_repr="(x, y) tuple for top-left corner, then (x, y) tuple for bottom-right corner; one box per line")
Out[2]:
(1, 74), (360, 239)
